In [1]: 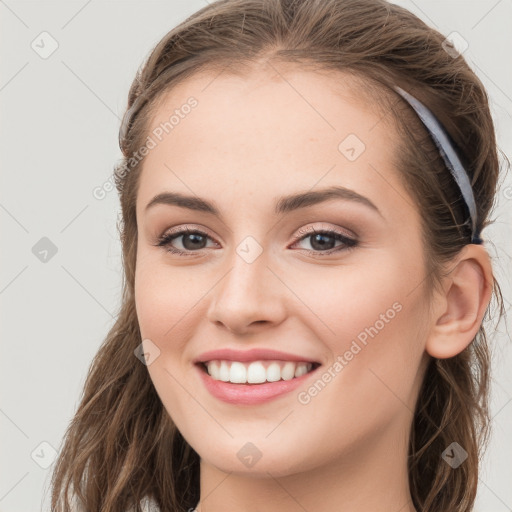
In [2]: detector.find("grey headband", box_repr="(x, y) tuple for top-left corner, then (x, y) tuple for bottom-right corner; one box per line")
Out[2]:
(393, 86), (481, 244)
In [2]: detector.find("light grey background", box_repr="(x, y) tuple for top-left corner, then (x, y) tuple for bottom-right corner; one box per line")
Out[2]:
(1, 1), (511, 511)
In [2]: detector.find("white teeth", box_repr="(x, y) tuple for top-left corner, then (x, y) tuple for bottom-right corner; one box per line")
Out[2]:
(266, 362), (281, 382)
(204, 360), (314, 384)
(219, 361), (230, 382)
(229, 362), (247, 383)
(294, 363), (308, 378)
(281, 361), (296, 381)
(247, 362), (267, 384)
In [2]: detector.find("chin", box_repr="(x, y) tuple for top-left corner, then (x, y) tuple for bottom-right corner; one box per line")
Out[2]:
(188, 434), (318, 477)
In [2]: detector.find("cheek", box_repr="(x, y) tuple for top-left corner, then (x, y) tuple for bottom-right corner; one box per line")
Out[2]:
(300, 252), (427, 395)
(294, 291), (426, 460)
(301, 257), (415, 340)
(134, 255), (210, 342)
(134, 259), (205, 424)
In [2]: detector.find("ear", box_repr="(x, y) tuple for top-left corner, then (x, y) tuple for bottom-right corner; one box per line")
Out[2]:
(425, 244), (494, 359)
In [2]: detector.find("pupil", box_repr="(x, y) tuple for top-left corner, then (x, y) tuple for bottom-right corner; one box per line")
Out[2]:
(311, 233), (334, 251)
(183, 233), (206, 250)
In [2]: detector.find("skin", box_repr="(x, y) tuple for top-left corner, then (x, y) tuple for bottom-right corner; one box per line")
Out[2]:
(133, 62), (493, 512)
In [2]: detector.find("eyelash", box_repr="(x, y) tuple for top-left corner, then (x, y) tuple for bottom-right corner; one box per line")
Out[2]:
(155, 225), (358, 257)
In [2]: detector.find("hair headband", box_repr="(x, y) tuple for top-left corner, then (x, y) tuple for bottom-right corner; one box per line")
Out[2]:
(393, 86), (482, 244)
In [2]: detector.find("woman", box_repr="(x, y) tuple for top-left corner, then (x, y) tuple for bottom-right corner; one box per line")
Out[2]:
(49, 0), (506, 511)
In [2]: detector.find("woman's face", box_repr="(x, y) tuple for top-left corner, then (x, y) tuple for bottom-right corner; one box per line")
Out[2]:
(134, 65), (432, 476)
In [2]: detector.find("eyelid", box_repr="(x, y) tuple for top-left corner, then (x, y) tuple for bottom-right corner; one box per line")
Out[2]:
(155, 222), (359, 256)
(290, 223), (356, 242)
(157, 223), (355, 245)
(157, 224), (219, 242)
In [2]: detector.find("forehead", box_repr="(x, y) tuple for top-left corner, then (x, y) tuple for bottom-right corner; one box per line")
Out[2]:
(146, 64), (395, 149)
(136, 64), (407, 219)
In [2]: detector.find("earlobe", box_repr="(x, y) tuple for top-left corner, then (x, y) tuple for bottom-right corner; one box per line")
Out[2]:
(425, 245), (494, 360)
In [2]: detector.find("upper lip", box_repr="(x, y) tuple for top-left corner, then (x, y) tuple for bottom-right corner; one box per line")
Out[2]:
(194, 348), (321, 364)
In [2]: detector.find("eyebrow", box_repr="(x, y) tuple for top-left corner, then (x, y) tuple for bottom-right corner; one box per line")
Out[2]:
(144, 185), (383, 218)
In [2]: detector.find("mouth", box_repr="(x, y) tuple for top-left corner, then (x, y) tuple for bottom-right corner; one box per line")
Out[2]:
(196, 359), (321, 385)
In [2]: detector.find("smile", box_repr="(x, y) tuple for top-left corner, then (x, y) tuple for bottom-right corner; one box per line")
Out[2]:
(195, 359), (322, 405)
(201, 359), (318, 384)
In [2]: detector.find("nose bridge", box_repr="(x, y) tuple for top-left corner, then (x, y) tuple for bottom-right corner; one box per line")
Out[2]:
(206, 235), (285, 332)
(217, 236), (272, 303)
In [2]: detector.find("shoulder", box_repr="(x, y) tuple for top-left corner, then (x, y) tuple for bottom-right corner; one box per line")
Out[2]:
(139, 496), (161, 512)
(123, 496), (160, 512)
(68, 494), (160, 511)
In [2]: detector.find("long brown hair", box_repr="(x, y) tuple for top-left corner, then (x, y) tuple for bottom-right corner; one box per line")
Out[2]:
(49, 1), (506, 510)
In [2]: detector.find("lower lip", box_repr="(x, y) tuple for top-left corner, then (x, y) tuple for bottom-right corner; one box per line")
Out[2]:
(195, 364), (318, 405)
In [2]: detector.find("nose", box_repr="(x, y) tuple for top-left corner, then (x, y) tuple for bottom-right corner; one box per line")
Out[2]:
(206, 247), (287, 335)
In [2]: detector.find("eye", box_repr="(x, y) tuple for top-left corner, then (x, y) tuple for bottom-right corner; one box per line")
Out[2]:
(154, 224), (358, 257)
(155, 226), (218, 256)
(290, 226), (358, 256)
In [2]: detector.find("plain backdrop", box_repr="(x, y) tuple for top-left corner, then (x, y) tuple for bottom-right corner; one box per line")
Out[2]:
(1, 1), (511, 511)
